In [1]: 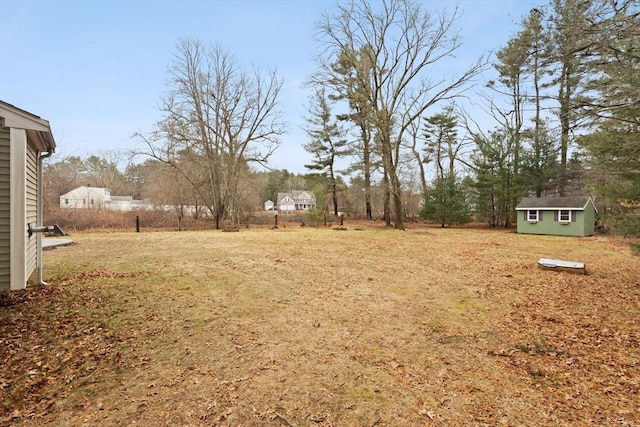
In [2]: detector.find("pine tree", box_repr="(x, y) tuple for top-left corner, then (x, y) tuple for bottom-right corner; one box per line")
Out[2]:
(471, 130), (525, 227)
(547, 0), (593, 194)
(420, 175), (471, 227)
(423, 108), (459, 180)
(577, 0), (639, 237)
(303, 88), (351, 217)
(327, 46), (377, 219)
(520, 122), (559, 197)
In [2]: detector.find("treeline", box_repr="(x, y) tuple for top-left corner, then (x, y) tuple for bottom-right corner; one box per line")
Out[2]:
(46, 0), (638, 236)
(299, 0), (638, 234)
(42, 153), (402, 225)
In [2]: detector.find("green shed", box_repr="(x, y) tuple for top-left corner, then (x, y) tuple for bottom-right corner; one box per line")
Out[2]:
(515, 196), (597, 237)
(0, 101), (56, 290)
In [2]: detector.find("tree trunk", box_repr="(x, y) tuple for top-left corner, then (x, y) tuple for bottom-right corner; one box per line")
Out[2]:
(559, 63), (571, 196)
(387, 160), (405, 230)
(534, 47), (542, 198)
(383, 170), (391, 227)
(361, 123), (373, 220)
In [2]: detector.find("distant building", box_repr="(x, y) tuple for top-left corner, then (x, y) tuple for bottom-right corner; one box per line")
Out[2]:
(275, 190), (316, 211)
(264, 200), (275, 211)
(277, 193), (296, 211)
(60, 186), (111, 209)
(60, 186), (149, 211)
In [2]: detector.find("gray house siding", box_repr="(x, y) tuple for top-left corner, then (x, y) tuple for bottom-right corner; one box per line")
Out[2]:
(0, 122), (10, 289)
(0, 101), (56, 290)
(25, 144), (38, 280)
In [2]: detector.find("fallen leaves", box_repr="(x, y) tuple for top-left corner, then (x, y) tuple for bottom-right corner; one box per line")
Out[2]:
(0, 271), (147, 423)
(1, 228), (639, 426)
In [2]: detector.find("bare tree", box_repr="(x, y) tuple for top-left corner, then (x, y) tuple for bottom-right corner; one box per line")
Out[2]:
(315, 0), (485, 229)
(144, 160), (194, 228)
(406, 117), (430, 196)
(84, 150), (128, 194)
(136, 39), (285, 227)
(42, 154), (87, 210)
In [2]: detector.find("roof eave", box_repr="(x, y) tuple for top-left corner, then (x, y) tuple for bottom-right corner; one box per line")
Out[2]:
(584, 197), (598, 213)
(1, 101), (56, 152)
(26, 129), (56, 153)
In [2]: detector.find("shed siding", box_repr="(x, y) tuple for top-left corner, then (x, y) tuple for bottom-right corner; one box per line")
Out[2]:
(517, 208), (594, 236)
(0, 122), (10, 290)
(25, 144), (38, 280)
(583, 204), (595, 236)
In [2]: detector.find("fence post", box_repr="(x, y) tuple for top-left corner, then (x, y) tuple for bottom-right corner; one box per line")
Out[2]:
(136, 215), (140, 232)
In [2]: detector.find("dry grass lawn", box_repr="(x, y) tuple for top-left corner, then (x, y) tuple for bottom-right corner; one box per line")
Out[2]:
(1, 223), (639, 426)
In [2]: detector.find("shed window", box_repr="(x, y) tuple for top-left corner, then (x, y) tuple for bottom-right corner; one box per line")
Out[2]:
(65, 198), (69, 205)
(559, 210), (571, 222)
(527, 210), (538, 221)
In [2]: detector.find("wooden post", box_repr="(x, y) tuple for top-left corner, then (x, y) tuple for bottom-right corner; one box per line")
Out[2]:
(340, 215), (344, 226)
(135, 215), (140, 233)
(274, 214), (278, 229)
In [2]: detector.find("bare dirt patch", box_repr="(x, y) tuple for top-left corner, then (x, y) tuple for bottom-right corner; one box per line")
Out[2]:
(1, 225), (638, 426)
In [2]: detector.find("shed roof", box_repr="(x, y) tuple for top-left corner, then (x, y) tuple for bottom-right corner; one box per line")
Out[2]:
(516, 196), (595, 211)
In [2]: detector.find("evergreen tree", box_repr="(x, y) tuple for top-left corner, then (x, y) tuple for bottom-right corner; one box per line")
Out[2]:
(264, 169), (290, 205)
(420, 175), (471, 227)
(520, 122), (559, 197)
(577, 0), (639, 237)
(547, 0), (593, 194)
(471, 130), (526, 227)
(423, 108), (459, 180)
(327, 46), (377, 219)
(488, 11), (550, 212)
(303, 87), (351, 216)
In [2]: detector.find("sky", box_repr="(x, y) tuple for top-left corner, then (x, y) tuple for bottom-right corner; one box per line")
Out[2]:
(1, 0), (541, 174)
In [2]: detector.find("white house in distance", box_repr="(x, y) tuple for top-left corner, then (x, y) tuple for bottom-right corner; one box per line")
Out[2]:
(273, 190), (316, 212)
(0, 100), (56, 290)
(277, 193), (296, 211)
(60, 186), (111, 209)
(60, 186), (149, 211)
